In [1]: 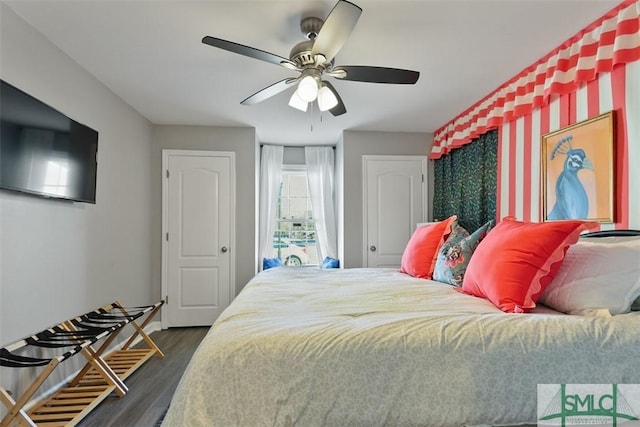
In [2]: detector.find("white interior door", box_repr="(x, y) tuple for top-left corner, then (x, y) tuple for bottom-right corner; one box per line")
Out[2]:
(162, 150), (235, 327)
(363, 156), (426, 268)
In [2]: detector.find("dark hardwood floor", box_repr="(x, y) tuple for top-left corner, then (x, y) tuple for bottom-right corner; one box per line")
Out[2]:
(78, 326), (209, 427)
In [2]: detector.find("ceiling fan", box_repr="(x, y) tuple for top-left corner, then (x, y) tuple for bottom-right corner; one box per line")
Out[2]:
(202, 0), (420, 116)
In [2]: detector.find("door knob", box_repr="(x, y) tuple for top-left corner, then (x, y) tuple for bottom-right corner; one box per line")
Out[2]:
(221, 246), (228, 253)
(370, 245), (377, 252)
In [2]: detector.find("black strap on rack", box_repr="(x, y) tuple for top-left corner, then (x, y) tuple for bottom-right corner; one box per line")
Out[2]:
(0, 348), (53, 368)
(0, 302), (161, 368)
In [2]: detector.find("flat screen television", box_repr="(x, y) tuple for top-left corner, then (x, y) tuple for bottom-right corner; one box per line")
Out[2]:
(0, 80), (98, 204)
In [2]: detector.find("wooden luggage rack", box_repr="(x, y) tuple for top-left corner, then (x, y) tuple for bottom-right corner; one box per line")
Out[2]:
(0, 300), (163, 427)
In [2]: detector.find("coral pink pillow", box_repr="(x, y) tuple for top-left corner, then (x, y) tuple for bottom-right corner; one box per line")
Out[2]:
(460, 217), (595, 313)
(400, 216), (456, 279)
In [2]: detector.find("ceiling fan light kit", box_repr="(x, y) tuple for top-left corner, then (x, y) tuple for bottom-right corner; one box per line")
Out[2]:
(202, 0), (419, 117)
(288, 91), (309, 112)
(297, 74), (320, 102)
(317, 84), (338, 111)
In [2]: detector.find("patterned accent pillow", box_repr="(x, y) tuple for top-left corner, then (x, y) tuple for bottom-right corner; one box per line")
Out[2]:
(447, 220), (470, 244)
(433, 221), (493, 287)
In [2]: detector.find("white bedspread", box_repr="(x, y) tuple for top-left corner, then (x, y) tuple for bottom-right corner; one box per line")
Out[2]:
(163, 268), (640, 427)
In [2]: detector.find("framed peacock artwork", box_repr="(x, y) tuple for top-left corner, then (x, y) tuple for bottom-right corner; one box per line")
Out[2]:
(541, 111), (615, 223)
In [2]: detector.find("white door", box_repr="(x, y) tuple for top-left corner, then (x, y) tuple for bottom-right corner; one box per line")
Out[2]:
(363, 156), (427, 267)
(162, 150), (235, 327)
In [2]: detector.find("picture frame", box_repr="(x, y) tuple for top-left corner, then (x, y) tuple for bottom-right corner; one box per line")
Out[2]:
(541, 111), (615, 223)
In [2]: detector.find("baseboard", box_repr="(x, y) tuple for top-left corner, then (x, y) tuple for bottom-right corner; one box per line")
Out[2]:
(24, 320), (161, 411)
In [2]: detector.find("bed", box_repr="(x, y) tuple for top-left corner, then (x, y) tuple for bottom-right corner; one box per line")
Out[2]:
(162, 230), (640, 427)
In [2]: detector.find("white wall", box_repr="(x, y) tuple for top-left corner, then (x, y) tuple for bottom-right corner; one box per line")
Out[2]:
(342, 130), (433, 268)
(0, 3), (154, 394)
(150, 125), (257, 297)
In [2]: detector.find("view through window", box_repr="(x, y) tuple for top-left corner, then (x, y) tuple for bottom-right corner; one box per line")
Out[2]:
(272, 170), (318, 266)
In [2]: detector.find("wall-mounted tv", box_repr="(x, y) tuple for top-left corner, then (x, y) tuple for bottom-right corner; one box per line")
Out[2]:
(0, 80), (98, 204)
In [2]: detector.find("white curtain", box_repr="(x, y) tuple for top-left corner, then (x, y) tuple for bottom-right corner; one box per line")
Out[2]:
(258, 145), (283, 270)
(305, 146), (338, 262)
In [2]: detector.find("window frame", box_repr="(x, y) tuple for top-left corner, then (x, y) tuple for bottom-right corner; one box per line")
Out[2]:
(273, 165), (317, 266)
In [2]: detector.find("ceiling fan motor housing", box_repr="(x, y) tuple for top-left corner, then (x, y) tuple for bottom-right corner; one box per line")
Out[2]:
(290, 17), (333, 69)
(290, 40), (316, 67)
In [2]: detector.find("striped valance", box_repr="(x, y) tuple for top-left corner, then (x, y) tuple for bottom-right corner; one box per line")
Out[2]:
(430, 0), (640, 160)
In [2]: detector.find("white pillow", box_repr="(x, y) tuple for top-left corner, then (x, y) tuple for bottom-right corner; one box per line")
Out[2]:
(539, 237), (640, 315)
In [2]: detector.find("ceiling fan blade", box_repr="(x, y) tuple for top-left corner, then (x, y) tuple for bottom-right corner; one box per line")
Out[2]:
(322, 81), (346, 116)
(241, 78), (298, 105)
(202, 36), (298, 70)
(311, 1), (362, 63)
(331, 66), (419, 84)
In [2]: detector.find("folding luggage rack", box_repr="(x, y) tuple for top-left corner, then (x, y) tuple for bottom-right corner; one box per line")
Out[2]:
(0, 300), (164, 427)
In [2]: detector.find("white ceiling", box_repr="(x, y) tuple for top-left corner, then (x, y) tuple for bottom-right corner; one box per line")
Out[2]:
(4, 0), (619, 145)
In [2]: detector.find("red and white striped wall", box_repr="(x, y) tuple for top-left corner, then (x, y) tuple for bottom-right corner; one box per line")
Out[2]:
(430, 1), (639, 229)
(497, 59), (640, 230)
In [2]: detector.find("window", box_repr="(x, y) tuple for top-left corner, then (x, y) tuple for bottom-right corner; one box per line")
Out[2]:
(271, 168), (317, 266)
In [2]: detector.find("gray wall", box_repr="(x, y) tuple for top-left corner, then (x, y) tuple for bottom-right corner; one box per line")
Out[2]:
(150, 125), (257, 297)
(0, 5), (154, 346)
(335, 135), (345, 265)
(0, 5), (154, 400)
(342, 130), (433, 268)
(0, 2), (435, 406)
(0, 3), (432, 344)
